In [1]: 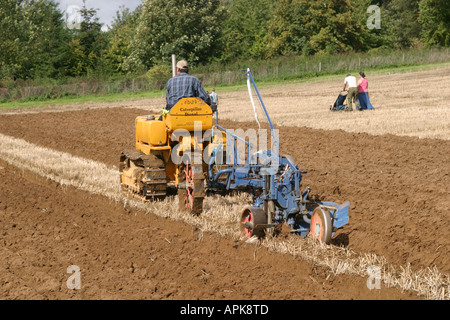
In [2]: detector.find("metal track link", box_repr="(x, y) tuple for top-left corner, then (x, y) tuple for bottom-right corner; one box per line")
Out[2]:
(142, 156), (167, 200)
(120, 150), (168, 201)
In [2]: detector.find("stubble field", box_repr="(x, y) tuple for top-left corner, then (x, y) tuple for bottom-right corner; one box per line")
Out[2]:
(0, 67), (449, 300)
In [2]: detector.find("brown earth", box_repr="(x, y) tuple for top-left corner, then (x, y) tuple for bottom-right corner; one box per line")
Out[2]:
(0, 159), (413, 300)
(0, 106), (448, 299)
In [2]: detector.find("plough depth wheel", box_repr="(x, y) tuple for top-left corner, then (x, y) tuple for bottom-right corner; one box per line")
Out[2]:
(240, 207), (268, 239)
(310, 207), (332, 244)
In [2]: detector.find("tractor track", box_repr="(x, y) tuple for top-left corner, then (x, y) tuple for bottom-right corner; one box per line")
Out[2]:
(0, 106), (448, 299)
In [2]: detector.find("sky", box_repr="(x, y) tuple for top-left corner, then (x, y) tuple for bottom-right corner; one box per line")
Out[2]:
(57, 0), (142, 31)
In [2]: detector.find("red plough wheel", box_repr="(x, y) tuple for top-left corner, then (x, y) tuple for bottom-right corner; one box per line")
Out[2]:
(240, 207), (268, 239)
(310, 207), (332, 244)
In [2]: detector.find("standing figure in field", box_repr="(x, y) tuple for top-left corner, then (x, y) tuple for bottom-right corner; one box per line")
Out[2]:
(343, 73), (361, 111)
(165, 60), (211, 111)
(357, 72), (375, 110)
(209, 88), (218, 112)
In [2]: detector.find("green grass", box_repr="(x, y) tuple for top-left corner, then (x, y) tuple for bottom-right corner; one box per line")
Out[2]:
(1, 61), (449, 111)
(0, 89), (166, 110)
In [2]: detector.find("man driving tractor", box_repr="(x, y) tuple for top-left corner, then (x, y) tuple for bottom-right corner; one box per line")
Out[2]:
(165, 60), (211, 111)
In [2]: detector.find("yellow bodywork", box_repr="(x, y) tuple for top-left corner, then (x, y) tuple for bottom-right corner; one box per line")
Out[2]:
(134, 97), (217, 184)
(121, 96), (227, 215)
(136, 120), (167, 146)
(165, 98), (213, 132)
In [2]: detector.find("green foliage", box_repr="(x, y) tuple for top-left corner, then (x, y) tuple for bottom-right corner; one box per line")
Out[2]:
(350, 0), (387, 50)
(123, 0), (227, 73)
(418, 0), (450, 47)
(1, 0), (448, 91)
(306, 0), (366, 55)
(383, 0), (421, 48)
(267, 0), (370, 57)
(266, 0), (309, 57)
(0, 0), (69, 79)
(146, 64), (171, 90)
(64, 1), (108, 77)
(104, 5), (142, 73)
(219, 0), (274, 61)
(64, 39), (87, 77)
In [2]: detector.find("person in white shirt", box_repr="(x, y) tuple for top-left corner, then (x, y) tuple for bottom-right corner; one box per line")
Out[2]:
(343, 74), (361, 111)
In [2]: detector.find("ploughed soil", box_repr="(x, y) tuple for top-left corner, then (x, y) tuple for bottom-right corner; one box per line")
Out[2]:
(0, 106), (448, 299)
(0, 159), (412, 300)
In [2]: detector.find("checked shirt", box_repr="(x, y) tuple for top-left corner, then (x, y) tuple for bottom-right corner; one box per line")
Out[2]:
(166, 72), (210, 110)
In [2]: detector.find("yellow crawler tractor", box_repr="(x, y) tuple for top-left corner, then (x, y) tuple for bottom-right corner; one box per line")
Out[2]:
(121, 69), (350, 244)
(120, 97), (220, 215)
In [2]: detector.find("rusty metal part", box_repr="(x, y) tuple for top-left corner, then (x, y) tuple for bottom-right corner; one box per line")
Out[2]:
(120, 150), (167, 201)
(177, 159), (205, 216)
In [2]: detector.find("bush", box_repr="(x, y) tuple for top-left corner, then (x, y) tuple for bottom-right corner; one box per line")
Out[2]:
(146, 65), (171, 90)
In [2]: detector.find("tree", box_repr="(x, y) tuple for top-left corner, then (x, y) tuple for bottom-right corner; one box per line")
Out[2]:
(123, 0), (227, 73)
(0, 0), (23, 78)
(351, 0), (387, 50)
(418, 0), (450, 47)
(63, 1), (107, 77)
(267, 0), (367, 56)
(304, 0), (366, 55)
(78, 1), (107, 75)
(219, 0), (274, 61)
(64, 38), (87, 77)
(0, 0), (68, 79)
(266, 0), (309, 57)
(104, 5), (142, 74)
(383, 0), (421, 48)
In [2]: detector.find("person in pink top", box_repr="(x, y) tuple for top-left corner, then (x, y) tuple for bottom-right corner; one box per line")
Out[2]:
(357, 72), (374, 110)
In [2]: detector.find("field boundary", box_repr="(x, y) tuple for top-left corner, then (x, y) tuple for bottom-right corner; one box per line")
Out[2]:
(1, 66), (449, 142)
(1, 61), (449, 111)
(0, 132), (448, 300)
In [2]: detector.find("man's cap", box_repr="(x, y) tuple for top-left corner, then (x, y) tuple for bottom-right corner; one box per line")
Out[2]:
(177, 60), (189, 70)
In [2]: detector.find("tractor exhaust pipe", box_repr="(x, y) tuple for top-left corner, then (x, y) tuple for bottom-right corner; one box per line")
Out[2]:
(172, 54), (176, 77)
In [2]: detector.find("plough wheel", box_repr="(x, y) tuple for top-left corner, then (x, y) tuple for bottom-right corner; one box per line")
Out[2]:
(310, 207), (332, 244)
(240, 207), (268, 239)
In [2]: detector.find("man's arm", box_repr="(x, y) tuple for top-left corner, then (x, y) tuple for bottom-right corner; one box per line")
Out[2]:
(166, 79), (171, 109)
(196, 79), (211, 105)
